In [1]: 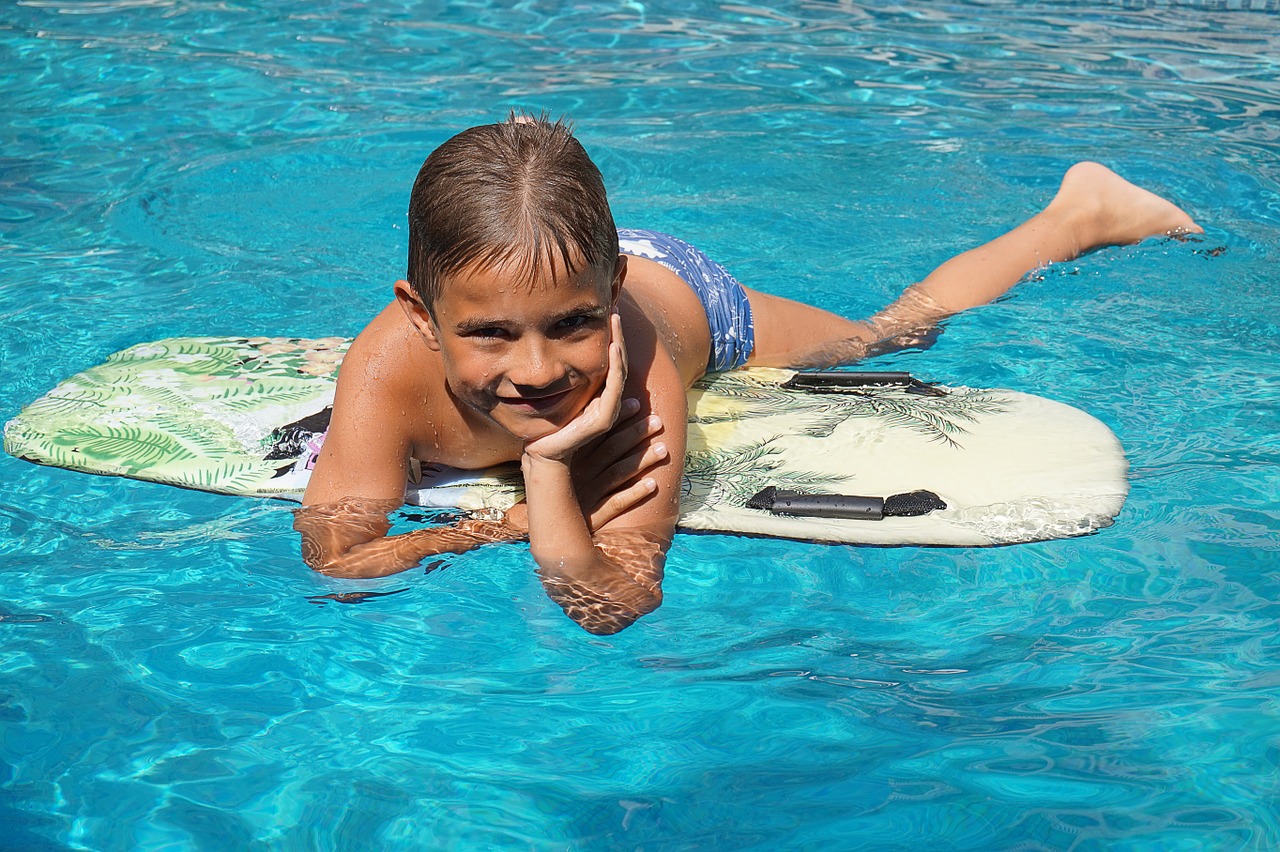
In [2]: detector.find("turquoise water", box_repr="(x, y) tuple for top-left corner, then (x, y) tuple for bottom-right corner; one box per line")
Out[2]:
(3, 0), (1279, 848)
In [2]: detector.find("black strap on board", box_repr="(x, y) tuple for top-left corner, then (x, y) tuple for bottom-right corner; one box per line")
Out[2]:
(746, 487), (947, 521)
(781, 371), (947, 397)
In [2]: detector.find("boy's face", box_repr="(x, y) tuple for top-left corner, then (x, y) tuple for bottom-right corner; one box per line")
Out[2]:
(414, 256), (623, 442)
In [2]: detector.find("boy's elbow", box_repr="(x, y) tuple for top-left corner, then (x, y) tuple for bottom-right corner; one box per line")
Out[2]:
(555, 580), (663, 635)
(583, 618), (638, 636)
(537, 534), (668, 634)
(298, 538), (409, 580)
(296, 528), (355, 576)
(573, 587), (663, 636)
(302, 545), (356, 578)
(298, 533), (334, 573)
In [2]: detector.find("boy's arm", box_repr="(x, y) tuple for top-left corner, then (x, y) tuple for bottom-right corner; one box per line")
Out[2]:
(294, 499), (525, 579)
(520, 311), (685, 635)
(297, 326), (669, 580)
(296, 332), (513, 577)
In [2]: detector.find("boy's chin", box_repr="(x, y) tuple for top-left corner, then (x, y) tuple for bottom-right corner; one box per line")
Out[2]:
(509, 421), (559, 443)
(493, 392), (596, 443)
(498, 410), (575, 444)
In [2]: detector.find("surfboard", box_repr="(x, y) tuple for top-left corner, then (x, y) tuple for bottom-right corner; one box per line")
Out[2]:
(3, 336), (1128, 546)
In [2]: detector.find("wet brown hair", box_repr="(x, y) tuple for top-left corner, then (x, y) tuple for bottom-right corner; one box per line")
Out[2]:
(405, 114), (619, 312)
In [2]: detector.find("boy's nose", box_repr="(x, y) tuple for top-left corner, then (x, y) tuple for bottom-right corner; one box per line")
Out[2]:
(507, 339), (565, 390)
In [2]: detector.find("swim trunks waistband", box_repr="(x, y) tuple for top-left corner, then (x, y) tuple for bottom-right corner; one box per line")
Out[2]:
(616, 228), (755, 372)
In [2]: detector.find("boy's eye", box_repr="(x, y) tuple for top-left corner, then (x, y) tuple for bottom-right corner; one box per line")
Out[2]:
(469, 327), (506, 339)
(557, 315), (592, 331)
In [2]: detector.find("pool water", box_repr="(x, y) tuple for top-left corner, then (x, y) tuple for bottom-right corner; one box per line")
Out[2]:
(3, 1), (1279, 848)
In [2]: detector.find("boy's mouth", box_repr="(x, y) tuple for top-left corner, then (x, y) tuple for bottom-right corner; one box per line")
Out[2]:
(498, 387), (575, 415)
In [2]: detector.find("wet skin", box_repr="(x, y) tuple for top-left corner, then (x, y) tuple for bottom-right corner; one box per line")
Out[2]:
(297, 254), (692, 633)
(412, 259), (618, 444)
(298, 160), (1203, 633)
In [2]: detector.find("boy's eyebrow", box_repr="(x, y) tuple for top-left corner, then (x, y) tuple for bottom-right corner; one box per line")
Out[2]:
(554, 301), (611, 320)
(451, 300), (609, 333)
(452, 315), (507, 333)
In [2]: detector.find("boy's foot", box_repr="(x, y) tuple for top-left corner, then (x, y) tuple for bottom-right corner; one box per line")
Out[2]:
(1051, 161), (1203, 249)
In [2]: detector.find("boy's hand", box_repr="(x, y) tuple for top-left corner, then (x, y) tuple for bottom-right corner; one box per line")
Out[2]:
(576, 403), (667, 529)
(503, 404), (666, 533)
(522, 311), (629, 464)
(508, 312), (668, 531)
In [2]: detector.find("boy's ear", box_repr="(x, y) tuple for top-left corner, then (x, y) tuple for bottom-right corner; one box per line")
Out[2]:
(393, 279), (441, 351)
(610, 254), (627, 305)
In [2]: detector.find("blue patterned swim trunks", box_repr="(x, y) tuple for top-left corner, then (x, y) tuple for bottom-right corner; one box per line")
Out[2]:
(617, 228), (755, 372)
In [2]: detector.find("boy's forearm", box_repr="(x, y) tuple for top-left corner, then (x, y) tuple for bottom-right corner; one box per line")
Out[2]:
(295, 506), (523, 579)
(521, 455), (595, 566)
(521, 455), (665, 634)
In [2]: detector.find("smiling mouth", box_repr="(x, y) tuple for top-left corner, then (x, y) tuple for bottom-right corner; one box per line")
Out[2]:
(498, 388), (574, 414)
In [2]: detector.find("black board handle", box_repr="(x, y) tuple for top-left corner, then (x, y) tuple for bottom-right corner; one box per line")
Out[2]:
(781, 371), (946, 397)
(746, 487), (948, 521)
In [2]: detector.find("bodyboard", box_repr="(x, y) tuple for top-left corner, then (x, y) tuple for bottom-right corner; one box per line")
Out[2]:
(4, 336), (1129, 546)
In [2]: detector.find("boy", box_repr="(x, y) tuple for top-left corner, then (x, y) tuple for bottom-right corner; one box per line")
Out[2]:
(294, 115), (1200, 635)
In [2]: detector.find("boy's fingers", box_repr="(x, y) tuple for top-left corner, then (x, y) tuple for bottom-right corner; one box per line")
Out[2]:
(588, 477), (658, 531)
(502, 501), (529, 534)
(569, 315), (628, 443)
(582, 440), (667, 517)
(614, 312), (629, 381)
(580, 323), (628, 436)
(521, 318), (633, 462)
(594, 440), (666, 493)
(601, 312), (628, 411)
(587, 412), (660, 472)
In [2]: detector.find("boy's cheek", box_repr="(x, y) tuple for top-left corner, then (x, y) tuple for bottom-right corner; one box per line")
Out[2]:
(577, 372), (610, 411)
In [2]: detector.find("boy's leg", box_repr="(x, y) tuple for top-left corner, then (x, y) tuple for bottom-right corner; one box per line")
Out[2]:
(744, 289), (877, 369)
(747, 162), (1201, 369)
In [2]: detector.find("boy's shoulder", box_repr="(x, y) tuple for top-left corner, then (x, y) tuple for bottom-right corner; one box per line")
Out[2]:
(328, 303), (432, 442)
(343, 301), (430, 392)
(335, 300), (518, 468)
